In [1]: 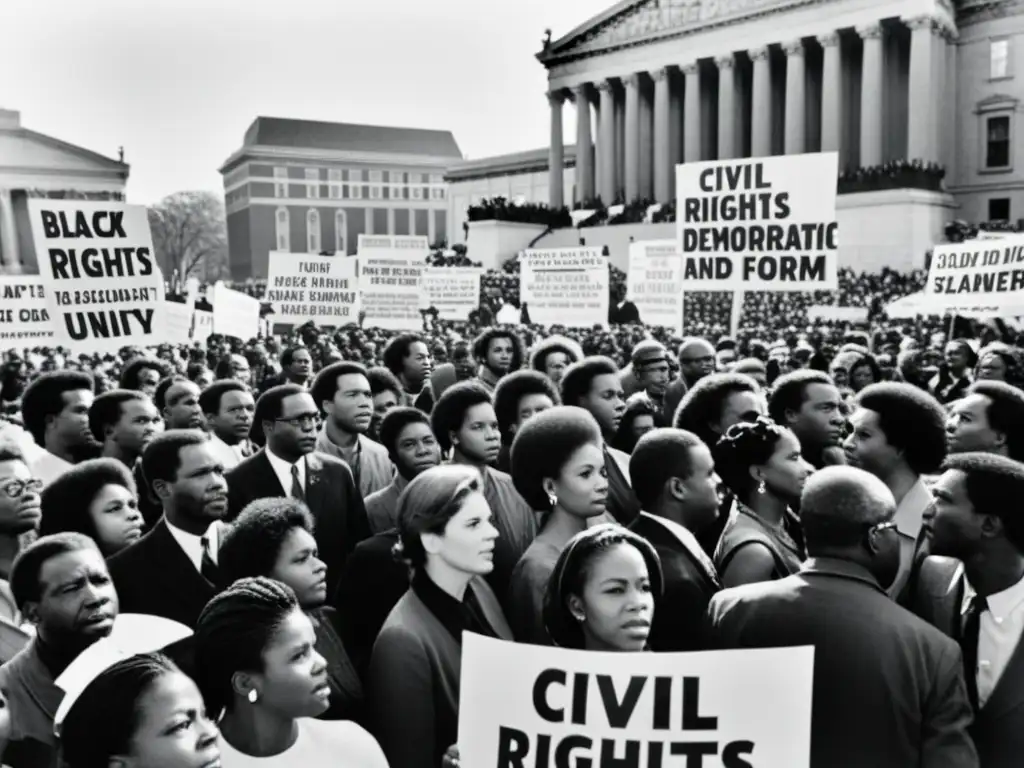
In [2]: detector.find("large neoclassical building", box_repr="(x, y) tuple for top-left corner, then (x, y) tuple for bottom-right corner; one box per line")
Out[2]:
(538, 0), (1024, 225)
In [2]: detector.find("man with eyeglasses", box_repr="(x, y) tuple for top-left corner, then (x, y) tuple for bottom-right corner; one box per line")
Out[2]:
(0, 442), (43, 625)
(706, 466), (977, 768)
(225, 384), (370, 596)
(663, 338), (717, 427)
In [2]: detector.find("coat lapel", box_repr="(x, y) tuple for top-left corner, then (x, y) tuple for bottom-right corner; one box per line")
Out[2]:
(304, 453), (326, 514)
(150, 519), (217, 598)
(252, 451), (287, 497)
(981, 632), (1024, 718)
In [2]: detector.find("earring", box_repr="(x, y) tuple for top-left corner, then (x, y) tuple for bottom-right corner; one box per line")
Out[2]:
(757, 479), (766, 495)
(247, 689), (259, 704)
(547, 492), (558, 509)
(573, 612), (585, 623)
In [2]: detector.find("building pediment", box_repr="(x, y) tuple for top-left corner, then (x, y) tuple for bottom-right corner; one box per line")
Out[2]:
(538, 0), (820, 66)
(0, 129), (128, 176)
(976, 93), (1019, 112)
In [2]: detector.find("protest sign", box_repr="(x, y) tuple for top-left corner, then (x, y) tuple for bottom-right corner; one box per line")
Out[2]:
(0, 277), (55, 343)
(519, 248), (609, 328)
(459, 634), (813, 768)
(163, 301), (193, 344)
(628, 240), (683, 335)
(423, 267), (482, 321)
(922, 234), (1024, 316)
(807, 305), (869, 323)
(27, 200), (166, 353)
(357, 236), (428, 331)
(193, 309), (213, 342)
(676, 152), (839, 291)
(210, 282), (260, 341)
(265, 251), (360, 326)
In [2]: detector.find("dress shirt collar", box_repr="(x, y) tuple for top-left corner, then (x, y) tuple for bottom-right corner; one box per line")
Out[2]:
(961, 572), (1024, 619)
(265, 445), (306, 492)
(894, 477), (932, 539)
(165, 518), (220, 571)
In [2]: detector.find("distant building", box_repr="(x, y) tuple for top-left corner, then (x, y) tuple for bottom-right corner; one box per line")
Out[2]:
(0, 109), (128, 275)
(444, 145), (577, 245)
(219, 117), (461, 279)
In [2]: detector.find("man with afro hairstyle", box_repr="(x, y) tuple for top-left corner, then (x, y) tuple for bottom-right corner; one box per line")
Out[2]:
(843, 382), (947, 601)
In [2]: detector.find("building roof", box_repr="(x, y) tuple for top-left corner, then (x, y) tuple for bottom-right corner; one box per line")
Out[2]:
(444, 145), (577, 182)
(0, 109), (129, 178)
(242, 116), (463, 158)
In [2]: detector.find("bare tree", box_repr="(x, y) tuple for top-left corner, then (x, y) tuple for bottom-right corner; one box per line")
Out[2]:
(148, 191), (229, 286)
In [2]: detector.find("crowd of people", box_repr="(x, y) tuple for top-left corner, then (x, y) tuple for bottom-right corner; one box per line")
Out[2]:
(0, 265), (1021, 767)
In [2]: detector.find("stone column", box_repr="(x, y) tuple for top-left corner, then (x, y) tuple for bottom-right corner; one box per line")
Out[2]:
(942, 27), (959, 175)
(624, 74), (641, 201)
(906, 16), (937, 162)
(0, 189), (17, 272)
(783, 40), (806, 155)
(574, 84), (594, 203)
(386, 207), (395, 235)
(683, 63), (701, 163)
(364, 207), (373, 235)
(652, 67), (672, 203)
(858, 23), (884, 167)
(750, 46), (772, 157)
(428, 208), (437, 245)
(818, 32), (841, 153)
(598, 80), (617, 204)
(716, 54), (736, 160)
(548, 91), (565, 208)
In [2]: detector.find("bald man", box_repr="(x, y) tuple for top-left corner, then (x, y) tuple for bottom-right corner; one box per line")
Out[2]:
(663, 338), (716, 425)
(705, 466), (977, 768)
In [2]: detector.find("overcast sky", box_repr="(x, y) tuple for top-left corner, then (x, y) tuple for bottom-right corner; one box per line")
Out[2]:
(0, 0), (610, 204)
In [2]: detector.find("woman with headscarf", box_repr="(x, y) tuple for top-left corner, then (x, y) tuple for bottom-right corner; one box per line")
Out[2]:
(543, 523), (662, 652)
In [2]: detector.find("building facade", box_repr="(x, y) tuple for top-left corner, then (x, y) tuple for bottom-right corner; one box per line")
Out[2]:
(0, 109), (129, 275)
(220, 117), (461, 280)
(444, 145), (578, 245)
(537, 0), (1024, 225)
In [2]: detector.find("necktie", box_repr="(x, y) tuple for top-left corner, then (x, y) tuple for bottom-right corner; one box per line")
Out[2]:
(961, 594), (988, 711)
(291, 462), (306, 502)
(200, 535), (219, 584)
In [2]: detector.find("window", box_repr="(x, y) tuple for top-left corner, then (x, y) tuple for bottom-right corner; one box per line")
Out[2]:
(307, 209), (321, 253)
(432, 187), (446, 200)
(987, 115), (1011, 168)
(392, 172), (404, 200)
(335, 210), (348, 254)
(369, 170), (382, 200)
(305, 169), (319, 199)
(274, 167), (287, 198)
(328, 169), (342, 199)
(989, 198), (1011, 221)
(991, 39), (1010, 80)
(275, 207), (290, 251)
(350, 183), (363, 199)
(410, 172), (423, 200)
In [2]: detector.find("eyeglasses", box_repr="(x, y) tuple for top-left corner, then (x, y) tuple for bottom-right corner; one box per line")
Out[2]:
(0, 479), (43, 498)
(275, 414), (319, 429)
(868, 520), (898, 536)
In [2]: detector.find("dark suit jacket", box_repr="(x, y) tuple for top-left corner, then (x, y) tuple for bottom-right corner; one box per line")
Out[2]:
(609, 300), (641, 325)
(225, 450), (371, 597)
(706, 557), (978, 768)
(914, 556), (1024, 768)
(368, 579), (512, 768)
(630, 511), (720, 651)
(333, 528), (410, 680)
(107, 517), (216, 630)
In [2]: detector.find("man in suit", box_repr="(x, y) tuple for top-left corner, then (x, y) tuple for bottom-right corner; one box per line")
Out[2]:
(107, 429), (228, 629)
(199, 380), (255, 472)
(628, 428), (721, 651)
(916, 452), (1024, 767)
(257, 345), (313, 396)
(706, 466), (978, 768)
(226, 384), (370, 597)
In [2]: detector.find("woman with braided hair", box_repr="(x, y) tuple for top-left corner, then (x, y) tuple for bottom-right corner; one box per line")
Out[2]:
(712, 417), (813, 588)
(194, 577), (386, 767)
